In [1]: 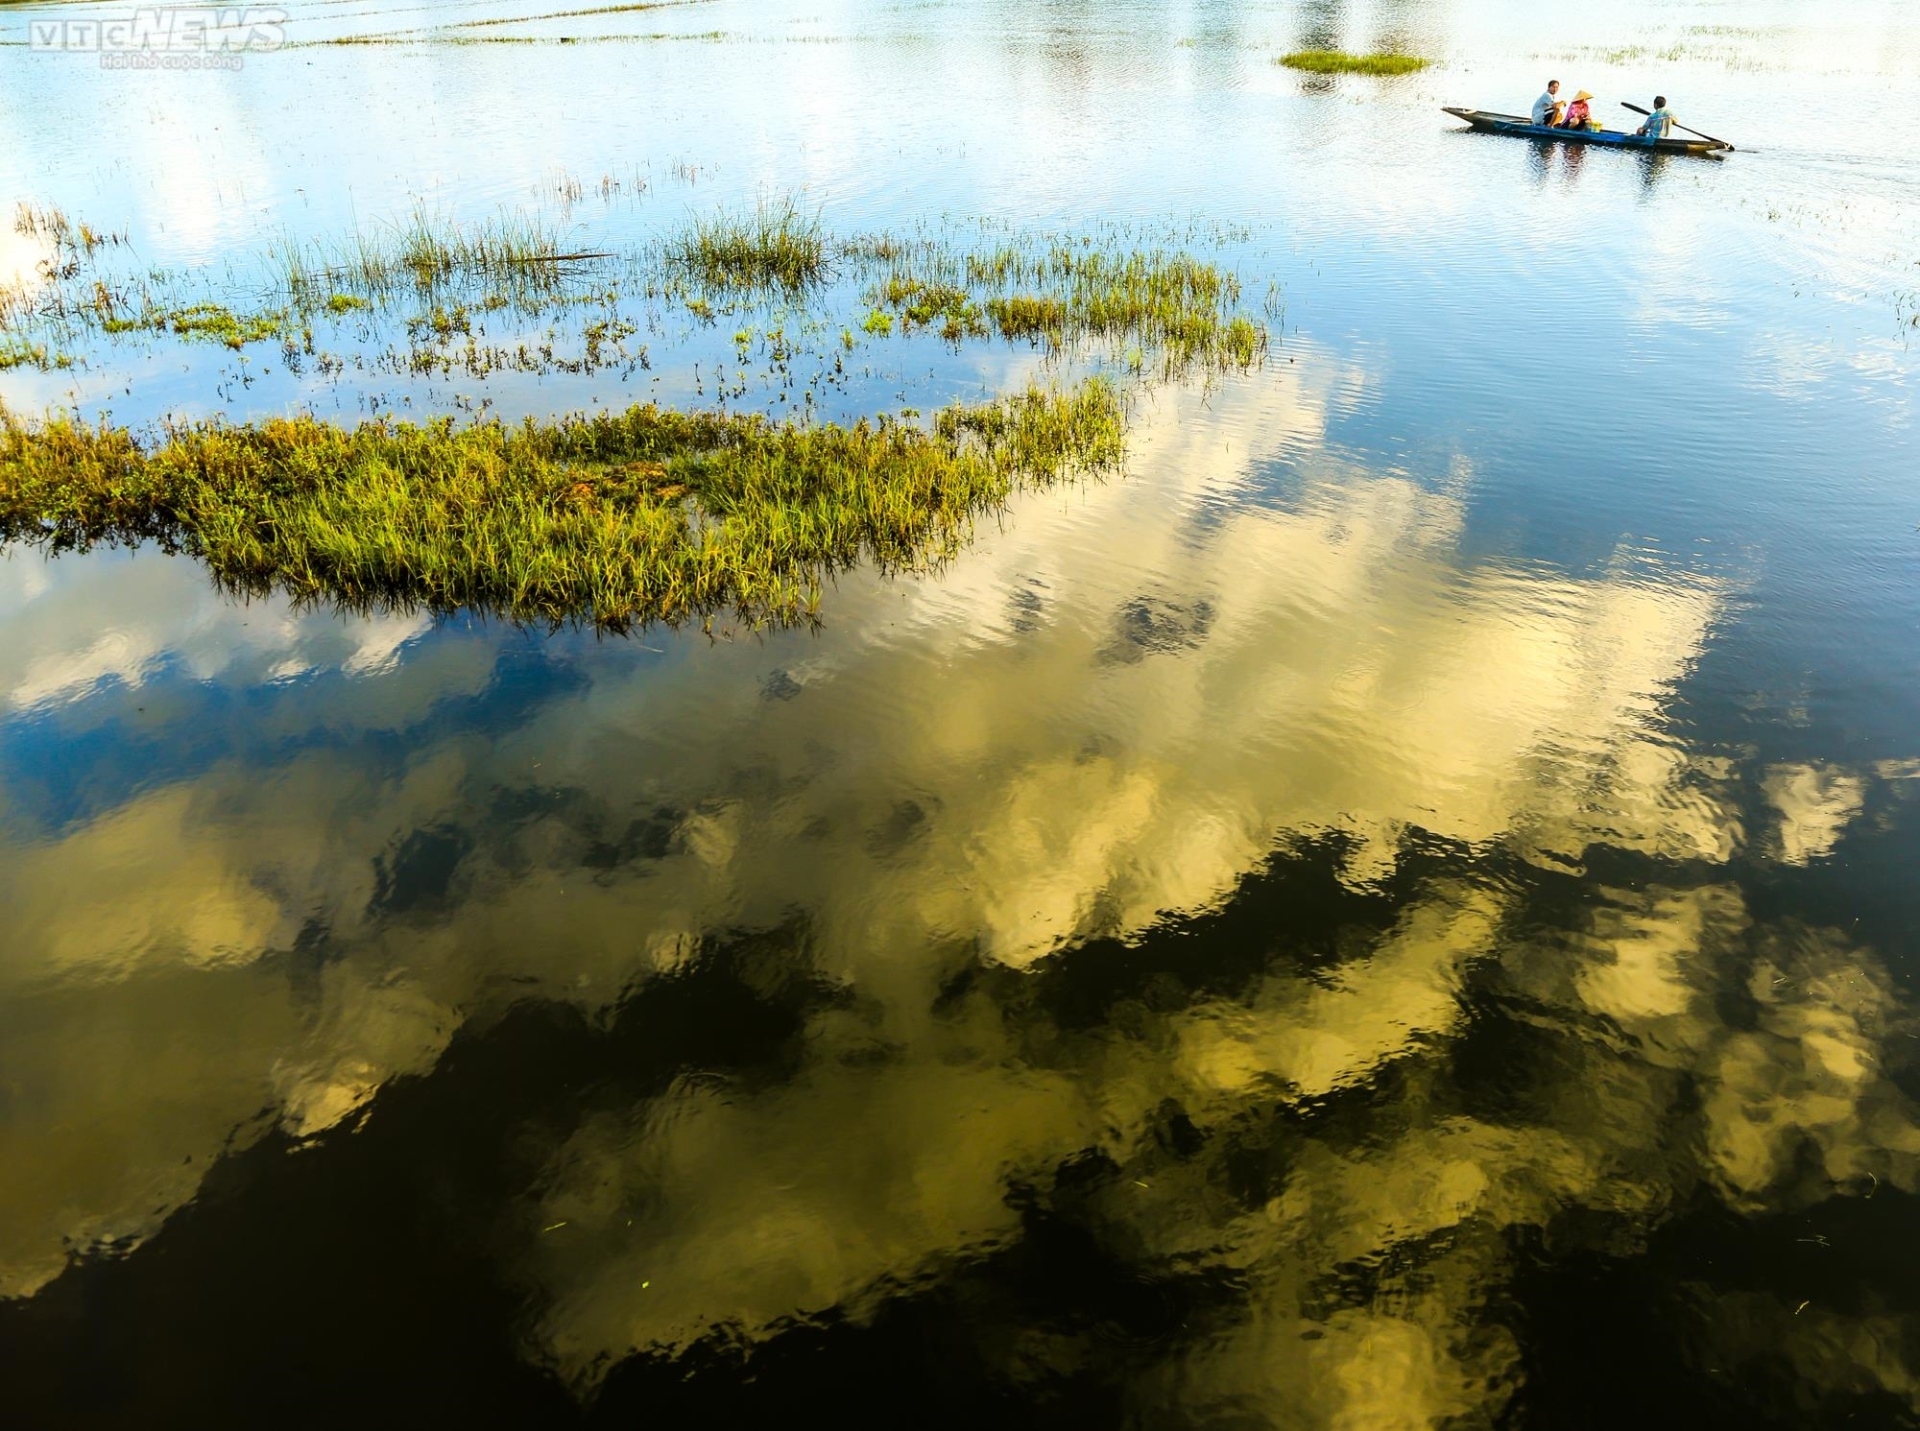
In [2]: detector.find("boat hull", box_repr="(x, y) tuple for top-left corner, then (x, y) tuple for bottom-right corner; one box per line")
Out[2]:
(1441, 107), (1729, 157)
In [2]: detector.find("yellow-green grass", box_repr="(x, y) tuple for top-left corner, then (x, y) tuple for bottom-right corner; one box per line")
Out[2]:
(0, 339), (72, 371)
(100, 302), (289, 349)
(865, 239), (1267, 373)
(270, 208), (588, 300)
(664, 196), (829, 293)
(0, 381), (1124, 630)
(1275, 49), (1429, 75)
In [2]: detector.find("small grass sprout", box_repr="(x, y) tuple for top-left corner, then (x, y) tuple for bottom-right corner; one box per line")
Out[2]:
(1276, 49), (1430, 75)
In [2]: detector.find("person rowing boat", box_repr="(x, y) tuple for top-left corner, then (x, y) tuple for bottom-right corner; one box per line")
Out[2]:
(1634, 96), (1675, 141)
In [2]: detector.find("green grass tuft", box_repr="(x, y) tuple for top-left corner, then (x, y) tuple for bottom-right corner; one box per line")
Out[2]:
(1276, 49), (1429, 75)
(270, 208), (582, 301)
(664, 196), (829, 293)
(863, 238), (1268, 375)
(0, 381), (1125, 631)
(101, 302), (288, 349)
(0, 339), (73, 371)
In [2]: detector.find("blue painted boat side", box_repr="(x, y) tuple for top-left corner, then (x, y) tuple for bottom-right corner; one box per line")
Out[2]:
(1485, 118), (1647, 147)
(1439, 107), (1729, 156)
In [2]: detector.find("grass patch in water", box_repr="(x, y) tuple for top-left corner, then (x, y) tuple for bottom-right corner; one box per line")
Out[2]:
(0, 381), (1124, 630)
(1276, 49), (1429, 75)
(0, 339), (73, 372)
(6, 201), (1265, 393)
(100, 301), (289, 349)
(878, 276), (984, 340)
(862, 236), (1267, 374)
(271, 208), (592, 300)
(664, 196), (829, 293)
(13, 202), (124, 263)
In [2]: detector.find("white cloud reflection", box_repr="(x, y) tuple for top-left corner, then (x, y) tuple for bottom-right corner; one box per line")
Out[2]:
(0, 365), (1910, 1420)
(0, 547), (435, 712)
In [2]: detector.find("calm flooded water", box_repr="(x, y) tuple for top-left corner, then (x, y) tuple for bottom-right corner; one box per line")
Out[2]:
(4, 0), (1920, 1424)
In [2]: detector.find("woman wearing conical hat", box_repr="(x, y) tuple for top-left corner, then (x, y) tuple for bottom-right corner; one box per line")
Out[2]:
(1558, 89), (1596, 129)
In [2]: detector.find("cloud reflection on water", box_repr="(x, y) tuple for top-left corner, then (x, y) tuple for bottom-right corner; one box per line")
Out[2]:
(0, 367), (1913, 1420)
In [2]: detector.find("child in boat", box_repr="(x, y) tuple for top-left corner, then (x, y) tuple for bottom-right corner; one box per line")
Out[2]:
(1636, 97), (1675, 139)
(1558, 90), (1596, 129)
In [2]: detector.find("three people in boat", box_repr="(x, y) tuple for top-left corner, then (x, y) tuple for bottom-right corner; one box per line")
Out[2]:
(1530, 81), (1678, 141)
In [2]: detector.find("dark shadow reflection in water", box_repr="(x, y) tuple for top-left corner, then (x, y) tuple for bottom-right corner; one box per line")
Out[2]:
(1, 372), (1918, 1426)
(4, 836), (1920, 1428)
(1294, 0), (1347, 53)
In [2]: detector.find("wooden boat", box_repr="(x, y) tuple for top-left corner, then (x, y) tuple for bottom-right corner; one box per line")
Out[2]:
(1442, 107), (1731, 156)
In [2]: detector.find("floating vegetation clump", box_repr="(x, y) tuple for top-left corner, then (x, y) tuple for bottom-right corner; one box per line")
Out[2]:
(664, 196), (830, 293)
(0, 381), (1124, 629)
(0, 201), (1275, 627)
(859, 235), (1268, 374)
(2, 195), (1267, 391)
(1276, 49), (1430, 75)
(877, 275), (983, 340)
(101, 301), (289, 349)
(0, 339), (72, 372)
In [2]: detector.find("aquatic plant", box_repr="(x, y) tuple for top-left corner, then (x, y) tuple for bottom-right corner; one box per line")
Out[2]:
(3, 204), (128, 329)
(862, 237), (1268, 374)
(12, 202), (124, 258)
(270, 208), (592, 300)
(5, 200), (1266, 395)
(0, 380), (1125, 630)
(0, 339), (72, 372)
(664, 196), (829, 293)
(880, 276), (984, 340)
(1276, 50), (1430, 75)
(101, 302), (289, 349)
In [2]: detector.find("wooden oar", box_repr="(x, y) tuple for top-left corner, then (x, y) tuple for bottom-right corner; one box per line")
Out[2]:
(1620, 101), (1735, 151)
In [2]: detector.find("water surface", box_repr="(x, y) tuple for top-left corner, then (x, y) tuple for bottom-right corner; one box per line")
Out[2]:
(3, 0), (1920, 1425)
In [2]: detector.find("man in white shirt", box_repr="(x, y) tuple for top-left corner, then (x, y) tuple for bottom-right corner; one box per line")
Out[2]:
(1531, 80), (1563, 127)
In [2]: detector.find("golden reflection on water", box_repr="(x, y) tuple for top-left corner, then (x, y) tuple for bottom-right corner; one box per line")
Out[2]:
(1, 367), (1916, 1419)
